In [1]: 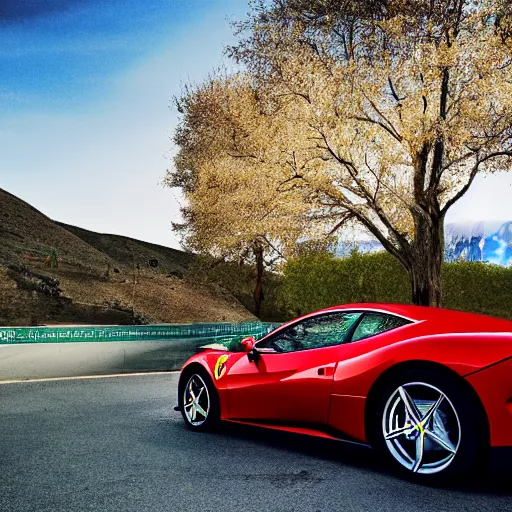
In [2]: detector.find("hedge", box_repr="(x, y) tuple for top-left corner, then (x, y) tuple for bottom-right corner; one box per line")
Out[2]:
(277, 251), (512, 321)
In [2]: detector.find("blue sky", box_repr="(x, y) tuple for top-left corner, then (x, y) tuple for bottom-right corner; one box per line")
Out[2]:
(0, 0), (510, 249)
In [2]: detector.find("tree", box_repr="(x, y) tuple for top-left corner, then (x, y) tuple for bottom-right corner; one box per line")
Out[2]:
(165, 75), (312, 316)
(229, 0), (512, 306)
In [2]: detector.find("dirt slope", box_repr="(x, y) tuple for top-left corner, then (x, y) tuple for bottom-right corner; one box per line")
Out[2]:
(57, 222), (193, 275)
(0, 189), (112, 269)
(0, 188), (254, 326)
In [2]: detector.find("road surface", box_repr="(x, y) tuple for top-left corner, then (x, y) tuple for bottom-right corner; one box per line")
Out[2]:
(1, 374), (511, 512)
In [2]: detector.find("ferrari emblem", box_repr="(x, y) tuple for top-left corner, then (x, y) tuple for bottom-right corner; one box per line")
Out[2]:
(214, 355), (229, 380)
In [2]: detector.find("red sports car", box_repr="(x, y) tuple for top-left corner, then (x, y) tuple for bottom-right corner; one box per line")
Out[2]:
(176, 304), (512, 481)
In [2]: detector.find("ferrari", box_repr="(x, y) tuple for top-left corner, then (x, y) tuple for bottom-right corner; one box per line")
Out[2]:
(176, 303), (512, 481)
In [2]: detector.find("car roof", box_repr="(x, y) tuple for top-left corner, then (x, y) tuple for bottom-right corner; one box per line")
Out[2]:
(319, 303), (512, 331)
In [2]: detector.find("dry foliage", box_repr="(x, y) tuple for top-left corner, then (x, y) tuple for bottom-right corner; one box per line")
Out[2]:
(169, 0), (512, 307)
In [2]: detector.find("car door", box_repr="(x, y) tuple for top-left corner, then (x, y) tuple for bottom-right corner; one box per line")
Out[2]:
(226, 311), (363, 425)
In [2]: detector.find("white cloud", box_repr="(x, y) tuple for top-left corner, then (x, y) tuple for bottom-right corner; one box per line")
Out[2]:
(446, 172), (512, 223)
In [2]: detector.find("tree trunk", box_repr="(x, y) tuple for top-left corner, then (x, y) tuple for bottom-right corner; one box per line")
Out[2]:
(409, 213), (444, 307)
(253, 243), (264, 318)
(408, 136), (446, 307)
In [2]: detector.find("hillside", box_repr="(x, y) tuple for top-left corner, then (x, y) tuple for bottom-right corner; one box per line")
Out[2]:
(0, 188), (254, 326)
(0, 189), (112, 270)
(56, 222), (193, 276)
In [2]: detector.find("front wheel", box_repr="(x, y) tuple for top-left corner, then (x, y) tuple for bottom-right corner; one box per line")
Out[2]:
(373, 369), (488, 482)
(179, 369), (220, 431)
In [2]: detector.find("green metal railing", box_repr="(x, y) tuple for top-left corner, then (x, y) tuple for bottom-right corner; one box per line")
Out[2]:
(0, 322), (280, 345)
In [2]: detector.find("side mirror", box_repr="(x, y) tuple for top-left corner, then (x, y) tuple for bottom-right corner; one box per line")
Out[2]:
(247, 347), (260, 363)
(240, 336), (256, 352)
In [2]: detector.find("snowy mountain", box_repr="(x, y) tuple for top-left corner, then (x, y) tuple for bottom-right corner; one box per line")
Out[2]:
(445, 220), (512, 266)
(336, 221), (512, 266)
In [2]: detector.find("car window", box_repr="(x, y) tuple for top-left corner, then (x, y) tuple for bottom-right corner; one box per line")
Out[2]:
(350, 313), (410, 342)
(256, 312), (362, 353)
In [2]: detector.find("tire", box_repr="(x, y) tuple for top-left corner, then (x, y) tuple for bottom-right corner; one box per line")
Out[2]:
(372, 368), (488, 483)
(178, 367), (220, 432)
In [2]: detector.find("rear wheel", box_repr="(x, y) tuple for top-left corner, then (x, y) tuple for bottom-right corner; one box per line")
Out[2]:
(373, 369), (487, 482)
(179, 369), (220, 431)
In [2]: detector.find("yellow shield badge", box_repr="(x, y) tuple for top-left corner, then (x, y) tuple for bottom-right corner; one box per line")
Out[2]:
(214, 354), (229, 380)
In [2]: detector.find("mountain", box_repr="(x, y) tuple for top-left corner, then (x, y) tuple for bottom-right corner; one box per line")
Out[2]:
(444, 221), (512, 266)
(336, 239), (383, 257)
(0, 189), (112, 270)
(56, 222), (193, 276)
(0, 188), (254, 326)
(336, 220), (512, 267)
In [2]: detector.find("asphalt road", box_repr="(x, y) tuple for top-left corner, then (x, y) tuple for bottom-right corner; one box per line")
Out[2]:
(1, 374), (511, 512)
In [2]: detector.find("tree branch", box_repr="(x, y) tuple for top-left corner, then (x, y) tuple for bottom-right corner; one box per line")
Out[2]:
(388, 77), (404, 104)
(352, 115), (403, 143)
(441, 151), (512, 215)
(362, 93), (403, 142)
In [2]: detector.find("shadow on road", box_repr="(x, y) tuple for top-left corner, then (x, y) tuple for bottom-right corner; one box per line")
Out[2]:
(150, 417), (512, 496)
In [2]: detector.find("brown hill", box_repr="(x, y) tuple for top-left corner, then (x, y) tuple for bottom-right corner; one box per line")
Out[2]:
(56, 222), (193, 275)
(0, 188), (254, 326)
(0, 188), (112, 270)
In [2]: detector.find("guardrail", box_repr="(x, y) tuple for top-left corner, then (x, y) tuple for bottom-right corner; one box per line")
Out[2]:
(0, 321), (278, 345)
(0, 322), (280, 381)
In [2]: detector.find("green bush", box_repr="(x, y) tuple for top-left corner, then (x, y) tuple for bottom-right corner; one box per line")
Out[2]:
(40, 247), (59, 269)
(277, 251), (512, 321)
(442, 262), (512, 319)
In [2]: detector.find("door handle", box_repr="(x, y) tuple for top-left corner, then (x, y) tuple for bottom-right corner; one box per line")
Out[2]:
(318, 366), (335, 376)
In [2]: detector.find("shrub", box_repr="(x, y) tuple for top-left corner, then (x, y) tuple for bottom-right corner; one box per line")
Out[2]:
(442, 262), (512, 319)
(277, 251), (512, 320)
(40, 247), (60, 269)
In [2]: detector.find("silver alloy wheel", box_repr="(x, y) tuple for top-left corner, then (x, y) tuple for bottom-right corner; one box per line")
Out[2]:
(183, 374), (210, 427)
(382, 381), (461, 475)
